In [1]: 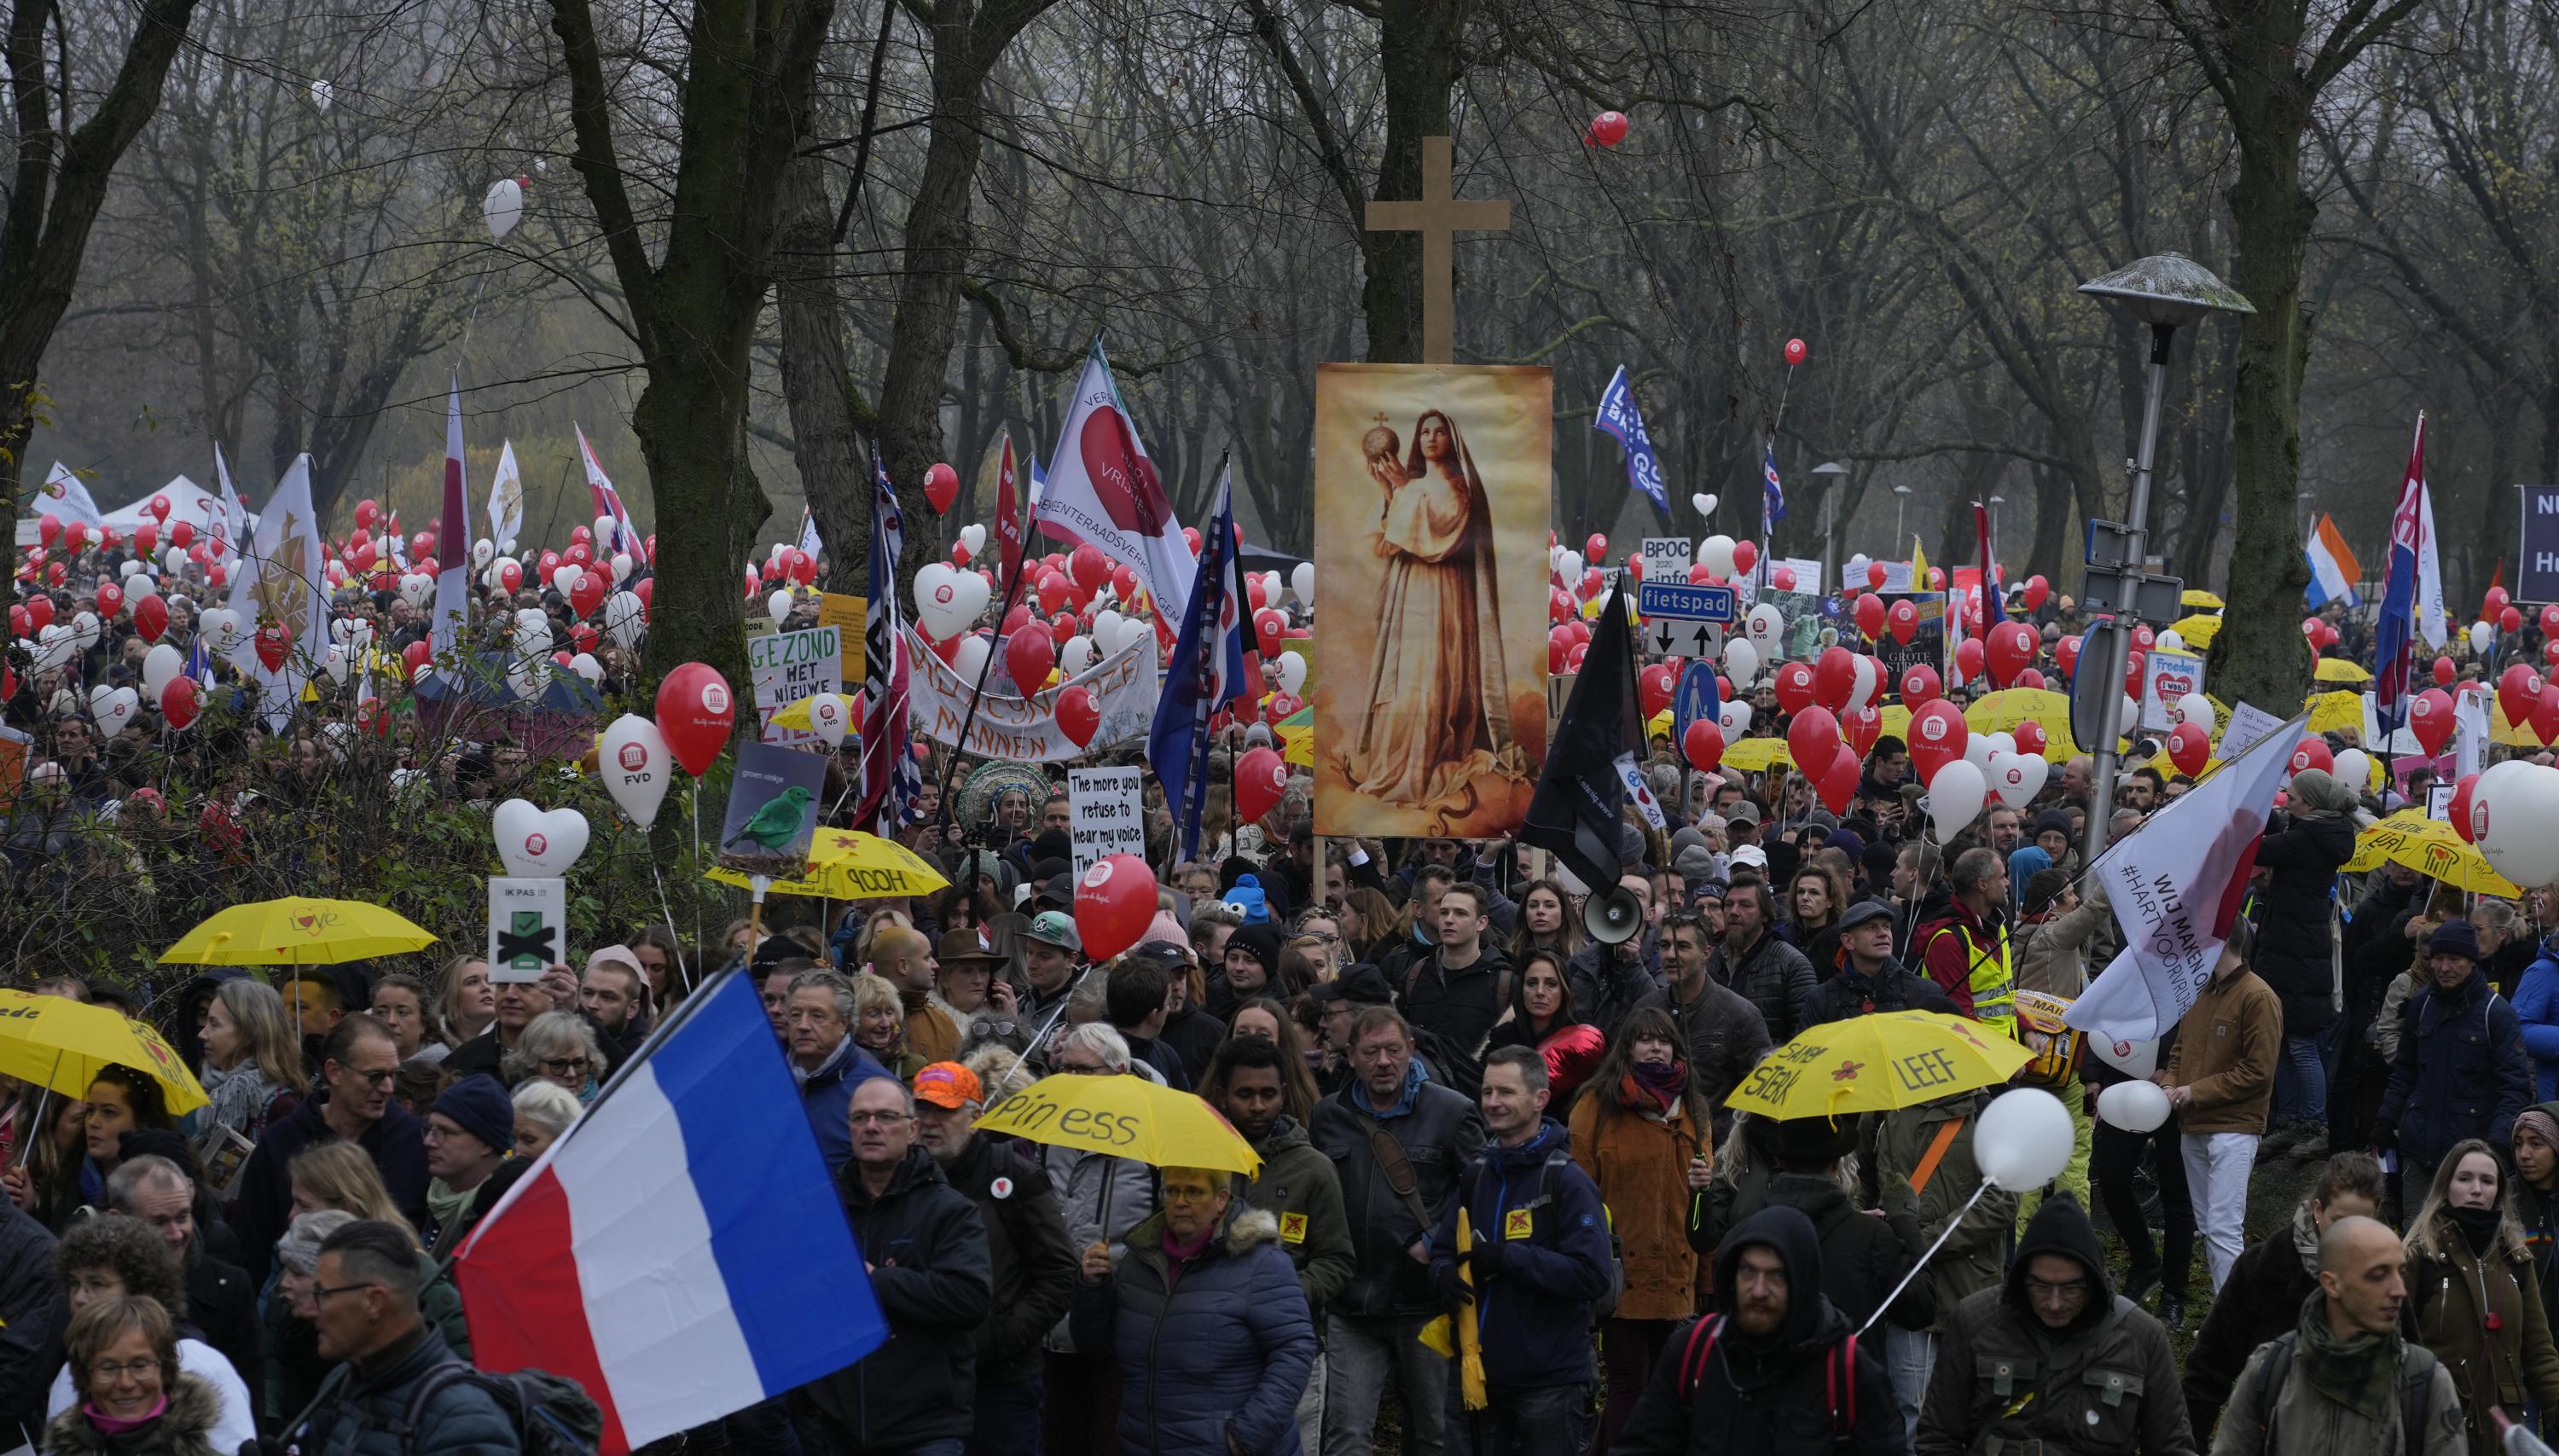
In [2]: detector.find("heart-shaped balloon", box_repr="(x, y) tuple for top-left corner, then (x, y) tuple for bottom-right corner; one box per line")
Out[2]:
(32, 624), (74, 673)
(89, 685), (138, 735)
(1691, 492), (1718, 516)
(604, 591), (647, 650)
(494, 799), (589, 878)
(960, 524), (987, 558)
(142, 643), (183, 700)
(200, 606), (244, 655)
(1989, 751), (2049, 809)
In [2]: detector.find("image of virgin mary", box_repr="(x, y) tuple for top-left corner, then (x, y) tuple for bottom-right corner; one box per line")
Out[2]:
(1346, 408), (1523, 814)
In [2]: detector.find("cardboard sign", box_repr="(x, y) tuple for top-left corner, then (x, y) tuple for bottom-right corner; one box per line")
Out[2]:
(1641, 537), (1693, 578)
(2138, 650), (2205, 733)
(816, 593), (865, 687)
(2220, 700), (2286, 761)
(1067, 766), (1146, 875)
(749, 624), (843, 748)
(1775, 557), (1824, 594)
(718, 740), (827, 879)
(487, 877), (569, 983)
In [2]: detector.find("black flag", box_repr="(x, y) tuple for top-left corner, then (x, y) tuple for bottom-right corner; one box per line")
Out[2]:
(1523, 583), (1644, 890)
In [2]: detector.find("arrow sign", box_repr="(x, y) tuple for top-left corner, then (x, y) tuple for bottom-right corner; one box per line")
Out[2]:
(1648, 618), (1726, 658)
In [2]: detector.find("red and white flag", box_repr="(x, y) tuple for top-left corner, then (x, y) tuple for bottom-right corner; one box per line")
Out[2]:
(431, 376), (470, 663)
(577, 426), (638, 558)
(2065, 715), (2307, 1043)
(994, 432), (1024, 586)
(1036, 342), (1194, 623)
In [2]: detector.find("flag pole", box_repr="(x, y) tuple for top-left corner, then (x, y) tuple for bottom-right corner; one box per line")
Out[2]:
(928, 494), (1036, 847)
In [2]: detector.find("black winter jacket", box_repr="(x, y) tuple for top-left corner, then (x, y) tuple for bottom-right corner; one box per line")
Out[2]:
(2379, 967), (2534, 1166)
(1401, 946), (1515, 1098)
(2251, 814), (2355, 1035)
(1807, 956), (1958, 1029)
(1705, 931), (1821, 1043)
(1309, 1075), (1484, 1318)
(227, 1094), (427, 1287)
(1759, 1171), (1936, 1332)
(2181, 1205), (2319, 1441)
(941, 1134), (1076, 1387)
(795, 1146), (992, 1449)
(0, 1200), (59, 1442)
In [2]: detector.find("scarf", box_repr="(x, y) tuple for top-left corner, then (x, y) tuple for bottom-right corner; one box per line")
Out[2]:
(1161, 1220), (1216, 1291)
(426, 1176), (475, 1233)
(200, 1061), (277, 1138)
(2451, 1204), (2504, 1257)
(2296, 1290), (2401, 1421)
(1355, 1059), (1427, 1121)
(2290, 1201), (2322, 1277)
(81, 1395), (168, 1436)
(1619, 1059), (1688, 1115)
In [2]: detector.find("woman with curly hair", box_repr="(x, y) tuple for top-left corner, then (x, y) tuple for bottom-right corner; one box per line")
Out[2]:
(48, 1216), (255, 1453)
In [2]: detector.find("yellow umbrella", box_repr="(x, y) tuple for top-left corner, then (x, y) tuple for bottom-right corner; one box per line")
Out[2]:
(1728, 1011), (2031, 1120)
(2172, 613), (2223, 649)
(1278, 705), (1313, 768)
(767, 693), (853, 733)
(2345, 811), (2520, 896)
(2314, 658), (2372, 684)
(1721, 737), (1793, 773)
(1419, 1209), (1490, 1407)
(2305, 691), (2365, 736)
(976, 1069), (1260, 1175)
(0, 989), (209, 1114)
(707, 829), (949, 900)
(2181, 589), (2225, 610)
(162, 898), (437, 966)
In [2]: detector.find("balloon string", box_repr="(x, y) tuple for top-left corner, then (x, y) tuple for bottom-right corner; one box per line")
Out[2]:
(648, 858), (694, 1001)
(1855, 1176), (1993, 1337)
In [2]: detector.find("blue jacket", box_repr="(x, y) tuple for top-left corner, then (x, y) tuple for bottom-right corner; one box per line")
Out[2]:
(797, 1036), (896, 1175)
(1071, 1204), (1314, 1456)
(1427, 1118), (1616, 1389)
(2515, 937), (2559, 1101)
(2380, 966), (2535, 1166)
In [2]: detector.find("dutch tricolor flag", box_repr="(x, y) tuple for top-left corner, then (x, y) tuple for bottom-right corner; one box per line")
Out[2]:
(2304, 512), (2362, 610)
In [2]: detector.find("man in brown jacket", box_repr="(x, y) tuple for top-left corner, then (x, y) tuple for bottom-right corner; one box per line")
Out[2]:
(2163, 922), (2283, 1294)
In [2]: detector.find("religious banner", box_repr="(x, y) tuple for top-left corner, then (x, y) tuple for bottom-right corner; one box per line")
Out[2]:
(908, 627), (1158, 762)
(1311, 363), (1549, 837)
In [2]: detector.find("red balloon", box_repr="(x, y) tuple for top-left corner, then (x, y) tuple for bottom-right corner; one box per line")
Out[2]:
(570, 571), (606, 619)
(1843, 705), (1883, 757)
(2504, 606), (2526, 635)
(1953, 636), (1986, 684)
(2411, 687), (2456, 756)
(159, 677), (200, 731)
(2486, 586), (2513, 620)
(924, 462), (960, 513)
(2022, 575), (2050, 612)
(2123, 650), (2147, 700)
(1773, 660), (1816, 715)
(1900, 664), (1941, 706)
(2167, 721), (2211, 775)
(1730, 540), (1759, 577)
(1987, 621), (2036, 686)
(133, 523), (156, 556)
(496, 560), (524, 593)
(37, 514), (61, 550)
(1074, 854), (1158, 961)
(1237, 746), (1287, 822)
(147, 495), (171, 523)
(655, 664), (735, 774)
(2451, 773), (2484, 843)
(1771, 566), (1796, 591)
(1818, 744), (1860, 815)
(1812, 646), (1857, 710)
(1069, 545), (1111, 590)
(1784, 338), (1808, 368)
(349, 538), (377, 572)
(1587, 110), (1629, 147)
(1639, 663), (1677, 720)
(206, 564), (225, 589)
(570, 525), (593, 548)
(1786, 706), (1841, 774)
(1883, 599), (1916, 644)
(634, 577), (653, 615)
(1253, 608), (1285, 658)
(1681, 720), (1725, 773)
(2013, 721), (2047, 757)
(131, 595), (168, 643)
(1586, 534), (1608, 561)
(2016, 668), (2047, 690)
(2288, 737), (2333, 777)
(354, 499), (380, 531)
(1867, 560), (1888, 589)
(571, 624), (599, 655)
(1907, 699), (1969, 784)
(1926, 568), (1945, 590)
(1547, 627), (1570, 675)
(2054, 635), (2080, 679)
(1056, 685), (1100, 747)
(1854, 594), (1887, 641)
(2500, 664), (2544, 728)
(254, 625), (291, 672)
(2434, 655), (2457, 687)
(94, 582), (122, 618)
(1004, 627), (1054, 693)
(2533, 685), (2559, 747)
(564, 542), (594, 570)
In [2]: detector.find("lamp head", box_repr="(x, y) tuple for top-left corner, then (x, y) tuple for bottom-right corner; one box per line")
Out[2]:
(2078, 252), (2255, 328)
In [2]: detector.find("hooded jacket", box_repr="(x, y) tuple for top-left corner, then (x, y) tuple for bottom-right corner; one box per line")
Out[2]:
(1241, 1114), (1356, 1320)
(796, 1146), (992, 1450)
(2252, 810), (2357, 1035)
(1761, 1171), (1935, 1333)
(2513, 937), (2559, 1101)
(938, 1133), (1076, 1388)
(1571, 1082), (1707, 1323)
(1310, 1067), (1484, 1318)
(1608, 1205), (1906, 1456)
(1071, 1204), (1315, 1456)
(2214, 1293), (2465, 1456)
(1919, 1198), (2195, 1456)
(1427, 1118), (1616, 1389)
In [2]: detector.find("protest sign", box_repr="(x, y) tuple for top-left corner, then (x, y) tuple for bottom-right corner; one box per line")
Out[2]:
(749, 625), (842, 748)
(718, 741), (827, 880)
(2521, 485), (2559, 603)
(1068, 766), (1146, 874)
(2219, 701), (2286, 761)
(2138, 650), (2204, 733)
(816, 593), (865, 687)
(487, 878), (568, 983)
(909, 627), (1158, 762)
(1776, 558), (1823, 593)
(1641, 537), (1692, 579)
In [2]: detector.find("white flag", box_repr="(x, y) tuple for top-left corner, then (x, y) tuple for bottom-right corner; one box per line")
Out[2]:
(1036, 342), (1195, 624)
(223, 455), (328, 731)
(798, 509), (823, 560)
(2065, 716), (2307, 1044)
(487, 439), (524, 547)
(38, 463), (102, 526)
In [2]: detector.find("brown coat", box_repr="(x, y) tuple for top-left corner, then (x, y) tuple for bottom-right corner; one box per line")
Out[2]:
(2167, 966), (2284, 1135)
(2408, 1223), (2559, 1456)
(902, 995), (961, 1066)
(1570, 1086), (1708, 1321)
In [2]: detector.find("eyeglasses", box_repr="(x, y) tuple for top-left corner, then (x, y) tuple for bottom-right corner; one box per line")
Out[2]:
(540, 1058), (590, 1076)
(89, 1360), (160, 1382)
(311, 1281), (380, 1303)
(847, 1111), (911, 1126)
(341, 1066), (397, 1086)
(1162, 1185), (1223, 1204)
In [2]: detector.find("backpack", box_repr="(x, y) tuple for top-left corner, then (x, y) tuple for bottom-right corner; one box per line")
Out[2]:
(1672, 1313), (1858, 1440)
(2250, 1330), (2436, 1456)
(1535, 1148), (1623, 1321)
(398, 1366), (605, 1456)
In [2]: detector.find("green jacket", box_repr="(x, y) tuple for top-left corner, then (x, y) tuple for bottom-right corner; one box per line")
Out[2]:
(1243, 1115), (1355, 1320)
(1866, 1092), (2013, 1334)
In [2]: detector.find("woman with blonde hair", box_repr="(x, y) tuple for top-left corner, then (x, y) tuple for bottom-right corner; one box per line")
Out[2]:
(512, 1081), (582, 1159)
(2405, 1137), (2559, 1456)
(849, 972), (926, 1080)
(196, 981), (302, 1148)
(282, 1144), (468, 1352)
(436, 956), (496, 1046)
(44, 1296), (226, 1456)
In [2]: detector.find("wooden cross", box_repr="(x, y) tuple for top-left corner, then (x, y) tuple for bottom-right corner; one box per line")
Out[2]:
(1365, 136), (1510, 364)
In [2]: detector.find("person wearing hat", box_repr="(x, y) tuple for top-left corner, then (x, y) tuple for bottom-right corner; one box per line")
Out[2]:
(1809, 900), (1956, 1029)
(2379, 917), (2534, 1200)
(577, 944), (652, 1069)
(911, 1061), (1076, 1456)
(1210, 922), (1285, 1021)
(1691, 1114), (1935, 1340)
(417, 1075), (513, 1257)
(932, 926), (1012, 1043)
(1017, 910), (1085, 1027)
(1309, 965), (1401, 1096)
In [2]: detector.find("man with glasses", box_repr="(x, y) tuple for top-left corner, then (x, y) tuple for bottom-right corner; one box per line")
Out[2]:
(796, 1077), (991, 1456)
(1919, 1196), (2189, 1456)
(227, 1014), (426, 1286)
(300, 1219), (519, 1453)
(417, 1076), (514, 1257)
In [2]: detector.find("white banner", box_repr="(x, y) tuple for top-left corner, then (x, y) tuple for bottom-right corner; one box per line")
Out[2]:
(908, 627), (1158, 763)
(1068, 766), (1146, 873)
(2066, 716), (2306, 1042)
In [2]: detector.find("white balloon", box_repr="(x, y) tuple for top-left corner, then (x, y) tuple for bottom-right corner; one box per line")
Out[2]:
(2474, 621), (2496, 655)
(1691, 492), (1718, 516)
(400, 573), (434, 609)
(1719, 700), (1752, 737)
(600, 715), (671, 829)
(87, 685), (137, 735)
(551, 564), (582, 597)
(310, 78), (333, 113)
(804, 691), (850, 747)
(569, 653), (603, 687)
(1986, 732), (2016, 757)
(162, 548), (187, 575)
(1278, 652), (1309, 695)
(769, 541), (791, 564)
(1291, 562), (1314, 604)
(199, 607), (243, 654)
(319, 722), (352, 762)
(600, 518), (620, 549)
(1722, 638), (1760, 687)
(119, 559), (144, 579)
(492, 799), (589, 878)
(1700, 535), (1737, 579)
(2173, 692), (2213, 728)
(1988, 751), (2048, 810)
(473, 539), (494, 569)
(2332, 748), (2373, 792)
(768, 589), (794, 630)
(1745, 603), (1784, 650)
(2088, 1035), (2160, 1081)
(2475, 763), (2559, 887)
(1926, 759), (1987, 843)
(1975, 1088), (2075, 1192)
(952, 634), (991, 685)
(322, 644), (349, 685)
(603, 591), (646, 651)
(1962, 732), (1997, 770)
(2095, 1080), (2171, 1134)
(141, 644), (183, 699)
(1558, 550), (1586, 589)
(913, 562), (988, 638)
(1093, 608), (1126, 647)
(69, 611), (99, 652)
(2156, 629), (2185, 653)
(1846, 653), (1882, 715)
(1114, 615), (1153, 655)
(959, 524), (987, 558)
(483, 177), (524, 241)
(1059, 635), (1099, 677)
(610, 551), (634, 584)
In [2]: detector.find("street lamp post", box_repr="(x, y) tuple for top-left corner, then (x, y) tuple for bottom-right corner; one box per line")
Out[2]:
(1893, 484), (1912, 547)
(1812, 461), (1847, 588)
(2074, 252), (2255, 868)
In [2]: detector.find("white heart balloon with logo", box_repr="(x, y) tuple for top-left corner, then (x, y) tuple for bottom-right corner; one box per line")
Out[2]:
(88, 685), (137, 735)
(494, 799), (589, 878)
(200, 607), (244, 655)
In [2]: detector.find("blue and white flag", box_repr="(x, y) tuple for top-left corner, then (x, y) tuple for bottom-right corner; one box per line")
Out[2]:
(1761, 443), (1786, 534)
(2375, 415), (2446, 726)
(1148, 461), (1249, 861)
(1594, 367), (1668, 517)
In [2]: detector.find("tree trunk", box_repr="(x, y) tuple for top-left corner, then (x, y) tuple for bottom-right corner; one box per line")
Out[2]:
(1361, 0), (1472, 363)
(775, 152), (866, 583)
